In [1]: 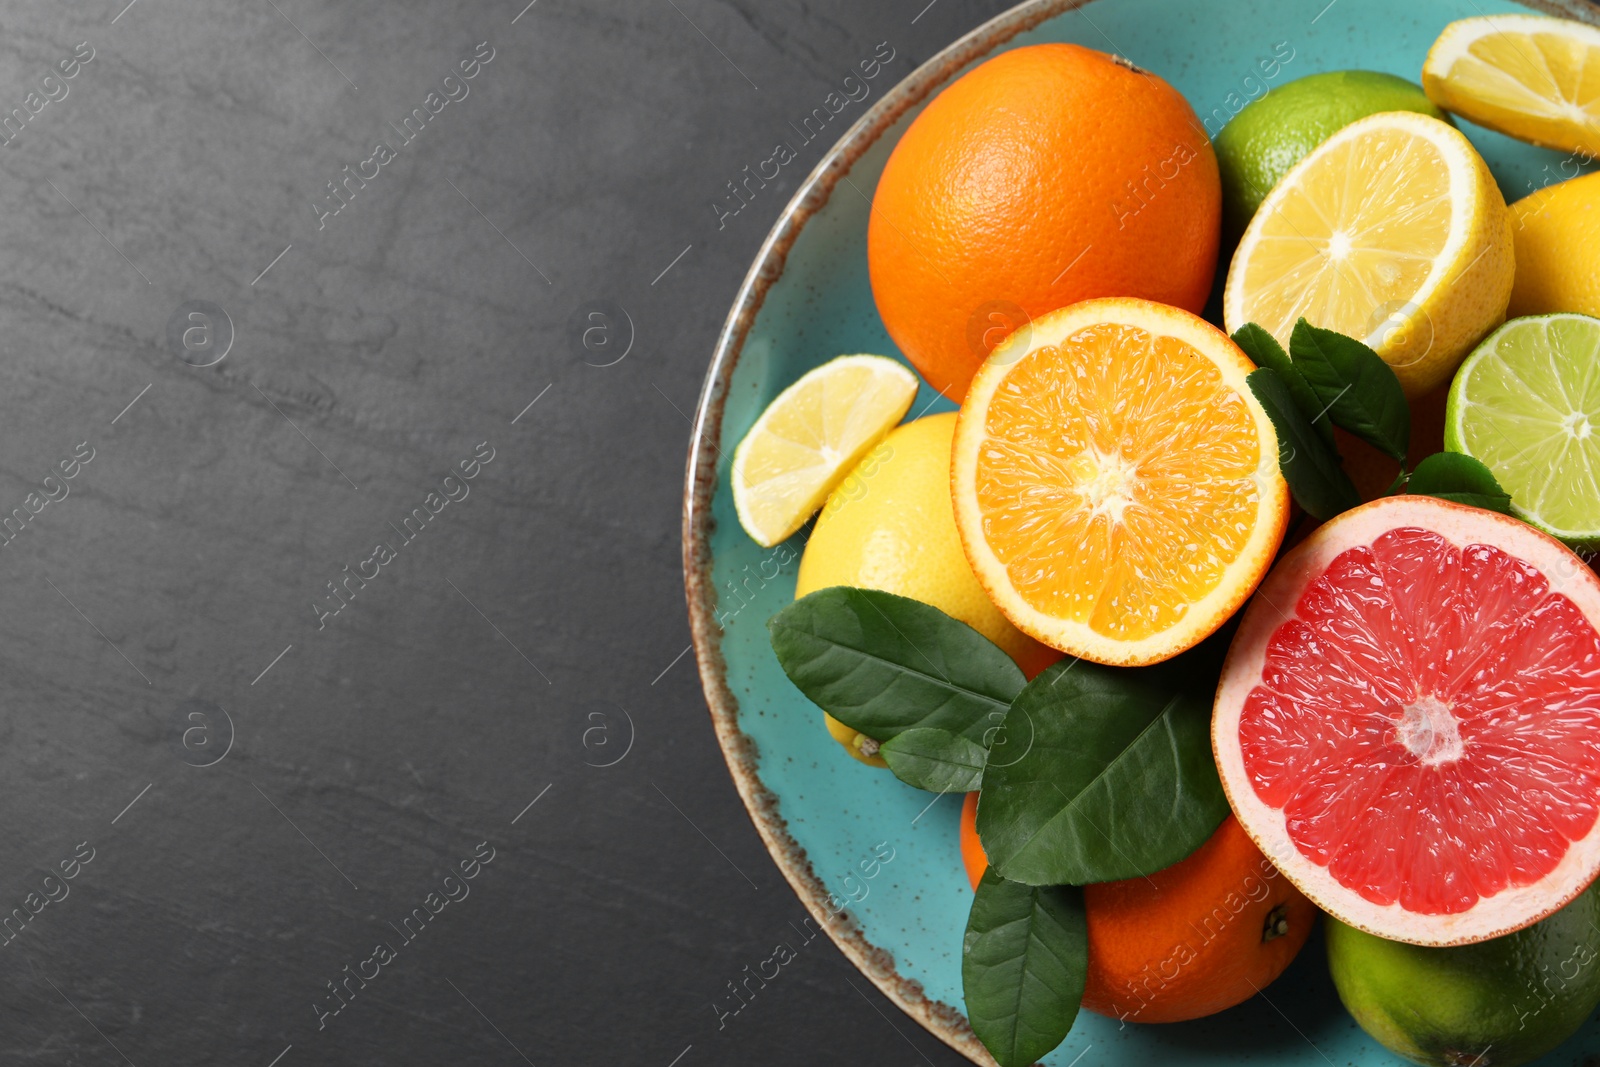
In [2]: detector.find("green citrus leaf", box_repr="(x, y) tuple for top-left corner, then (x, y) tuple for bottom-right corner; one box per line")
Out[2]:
(1248, 367), (1362, 521)
(963, 869), (1086, 1067)
(1410, 452), (1513, 514)
(978, 656), (1229, 885)
(1233, 322), (1333, 445)
(1289, 318), (1411, 462)
(767, 587), (1024, 744)
(880, 728), (986, 793)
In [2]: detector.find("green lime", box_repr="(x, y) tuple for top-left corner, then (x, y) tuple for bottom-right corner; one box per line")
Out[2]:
(1446, 314), (1600, 550)
(1215, 70), (1449, 240)
(1326, 883), (1600, 1067)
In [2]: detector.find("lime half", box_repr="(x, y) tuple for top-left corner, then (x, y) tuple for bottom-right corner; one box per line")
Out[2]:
(1446, 314), (1600, 549)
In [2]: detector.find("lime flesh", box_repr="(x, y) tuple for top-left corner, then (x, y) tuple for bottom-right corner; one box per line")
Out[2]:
(1215, 70), (1448, 241)
(1327, 883), (1600, 1067)
(1446, 314), (1600, 550)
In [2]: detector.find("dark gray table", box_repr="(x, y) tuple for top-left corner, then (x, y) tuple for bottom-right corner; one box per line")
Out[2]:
(0, 1), (1012, 1063)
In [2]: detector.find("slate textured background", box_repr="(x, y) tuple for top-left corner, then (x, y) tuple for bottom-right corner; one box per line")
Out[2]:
(0, 0), (1013, 1064)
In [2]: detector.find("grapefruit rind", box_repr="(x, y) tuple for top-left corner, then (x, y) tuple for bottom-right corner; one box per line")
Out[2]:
(1213, 495), (1600, 946)
(951, 298), (1290, 667)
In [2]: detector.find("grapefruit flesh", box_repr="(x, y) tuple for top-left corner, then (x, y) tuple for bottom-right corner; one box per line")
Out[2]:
(1214, 495), (1600, 946)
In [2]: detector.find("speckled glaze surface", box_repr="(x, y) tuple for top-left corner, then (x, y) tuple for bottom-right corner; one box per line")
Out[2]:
(682, 1), (1600, 1063)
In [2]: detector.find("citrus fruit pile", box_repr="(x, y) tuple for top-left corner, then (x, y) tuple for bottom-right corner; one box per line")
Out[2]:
(734, 15), (1600, 1067)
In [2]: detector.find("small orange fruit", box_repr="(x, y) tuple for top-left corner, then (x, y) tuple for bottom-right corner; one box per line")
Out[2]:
(951, 298), (1289, 666)
(1081, 816), (1316, 1023)
(869, 43), (1220, 401)
(959, 801), (1316, 1023)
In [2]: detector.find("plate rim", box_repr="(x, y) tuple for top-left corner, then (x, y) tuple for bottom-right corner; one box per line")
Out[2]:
(679, 0), (1597, 1062)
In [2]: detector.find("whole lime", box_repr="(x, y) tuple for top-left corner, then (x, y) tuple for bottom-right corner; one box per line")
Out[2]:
(1215, 70), (1448, 240)
(1326, 883), (1600, 1067)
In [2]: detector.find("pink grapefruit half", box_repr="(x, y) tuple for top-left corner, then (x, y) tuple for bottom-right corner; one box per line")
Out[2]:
(1214, 495), (1600, 946)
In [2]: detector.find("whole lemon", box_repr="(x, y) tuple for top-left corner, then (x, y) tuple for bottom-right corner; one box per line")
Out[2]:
(1507, 171), (1600, 319)
(795, 413), (1058, 765)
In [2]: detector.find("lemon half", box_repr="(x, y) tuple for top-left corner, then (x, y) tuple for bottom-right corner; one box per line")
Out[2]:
(1424, 14), (1600, 158)
(1223, 111), (1514, 396)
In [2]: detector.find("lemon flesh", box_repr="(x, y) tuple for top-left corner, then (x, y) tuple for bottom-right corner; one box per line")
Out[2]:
(1224, 111), (1514, 397)
(1446, 313), (1600, 549)
(731, 354), (917, 548)
(1424, 14), (1600, 157)
(1215, 70), (1446, 241)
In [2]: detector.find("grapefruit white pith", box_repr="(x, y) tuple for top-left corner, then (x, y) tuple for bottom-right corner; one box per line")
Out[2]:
(1213, 495), (1600, 946)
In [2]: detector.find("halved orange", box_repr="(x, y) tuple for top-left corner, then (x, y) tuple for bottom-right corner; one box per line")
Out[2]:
(951, 298), (1289, 666)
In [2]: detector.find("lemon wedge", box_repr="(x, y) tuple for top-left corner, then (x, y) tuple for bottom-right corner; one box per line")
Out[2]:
(1423, 15), (1600, 157)
(731, 354), (918, 547)
(1223, 111), (1514, 396)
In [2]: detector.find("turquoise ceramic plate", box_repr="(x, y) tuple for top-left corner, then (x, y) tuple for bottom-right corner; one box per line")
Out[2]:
(683, 0), (1599, 1062)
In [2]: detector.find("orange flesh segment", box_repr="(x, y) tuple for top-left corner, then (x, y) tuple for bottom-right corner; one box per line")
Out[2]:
(973, 323), (1263, 642)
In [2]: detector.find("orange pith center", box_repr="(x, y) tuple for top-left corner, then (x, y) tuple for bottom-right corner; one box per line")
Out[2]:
(974, 323), (1262, 641)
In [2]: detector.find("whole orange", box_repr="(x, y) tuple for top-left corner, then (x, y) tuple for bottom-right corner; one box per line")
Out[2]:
(959, 802), (1314, 1024)
(959, 792), (985, 890)
(869, 43), (1221, 401)
(1082, 816), (1314, 1023)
